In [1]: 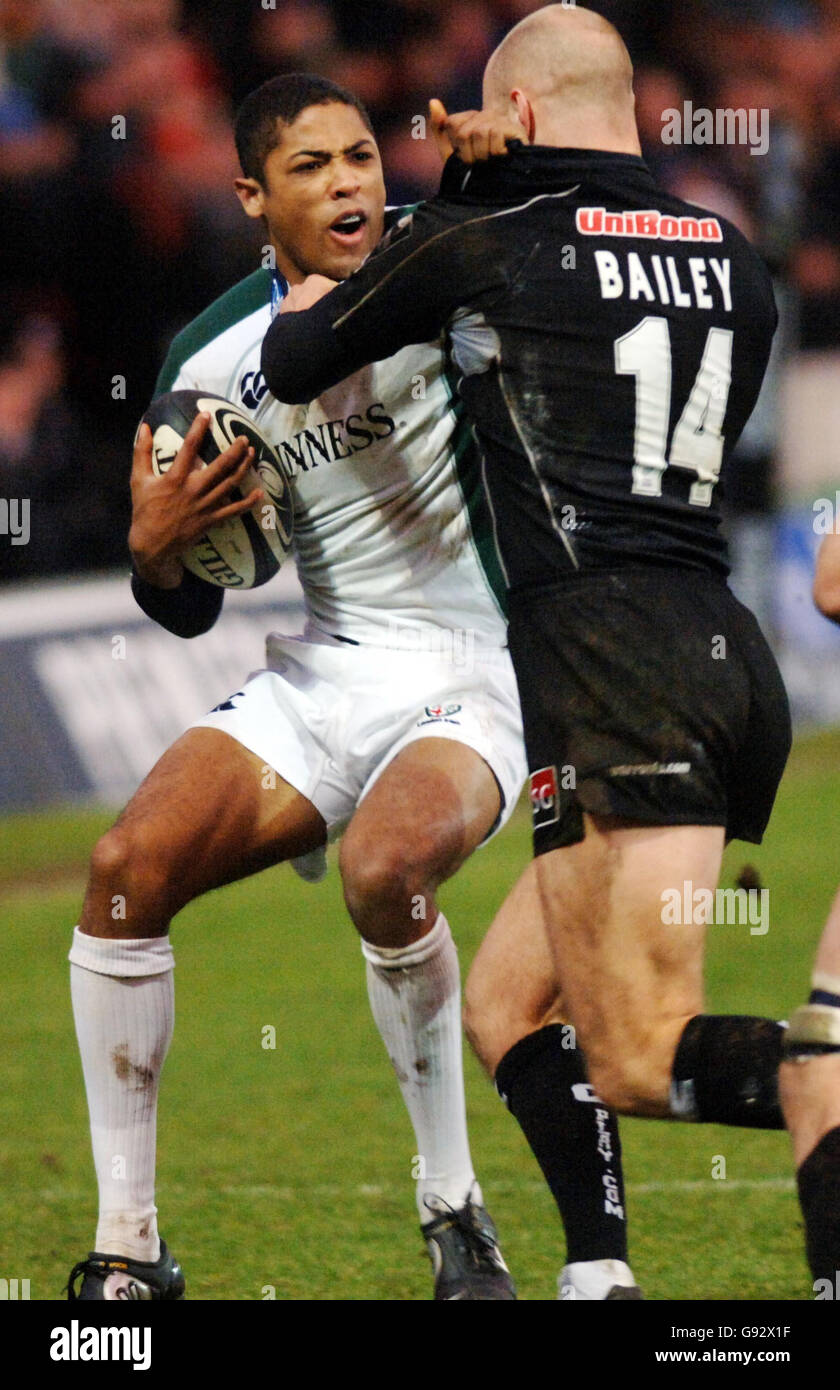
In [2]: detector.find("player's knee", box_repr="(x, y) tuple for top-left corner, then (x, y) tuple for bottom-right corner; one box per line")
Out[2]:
(340, 834), (434, 927)
(88, 824), (172, 906)
(89, 827), (135, 889)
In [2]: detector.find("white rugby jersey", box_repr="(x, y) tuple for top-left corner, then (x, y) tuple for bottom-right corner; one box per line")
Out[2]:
(155, 264), (507, 648)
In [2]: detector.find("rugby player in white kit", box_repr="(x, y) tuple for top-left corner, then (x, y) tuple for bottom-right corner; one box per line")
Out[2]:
(66, 74), (636, 1302)
(66, 74), (521, 1303)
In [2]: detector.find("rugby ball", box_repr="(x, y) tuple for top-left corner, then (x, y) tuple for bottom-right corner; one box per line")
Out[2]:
(140, 390), (294, 588)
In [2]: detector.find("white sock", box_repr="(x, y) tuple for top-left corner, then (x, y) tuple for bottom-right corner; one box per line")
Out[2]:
(69, 927), (175, 1262)
(362, 912), (481, 1222)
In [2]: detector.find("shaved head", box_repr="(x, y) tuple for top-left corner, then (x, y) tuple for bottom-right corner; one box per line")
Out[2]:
(483, 4), (640, 154)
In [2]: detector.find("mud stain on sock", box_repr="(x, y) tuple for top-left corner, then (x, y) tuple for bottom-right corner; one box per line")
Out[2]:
(112, 1042), (154, 1090)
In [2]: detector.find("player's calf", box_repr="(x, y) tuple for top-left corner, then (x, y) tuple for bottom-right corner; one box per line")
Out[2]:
(339, 738), (506, 1259)
(464, 864), (562, 1077)
(782, 886), (840, 1165)
(464, 866), (641, 1298)
(534, 821), (711, 1116)
(781, 964), (840, 1286)
(463, 980), (557, 1080)
(536, 821), (786, 1124)
(579, 1009), (784, 1126)
(782, 1001), (840, 1163)
(70, 727), (324, 1277)
(584, 1021), (693, 1118)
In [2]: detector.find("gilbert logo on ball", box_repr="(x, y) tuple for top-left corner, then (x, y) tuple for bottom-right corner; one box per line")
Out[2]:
(141, 390), (294, 588)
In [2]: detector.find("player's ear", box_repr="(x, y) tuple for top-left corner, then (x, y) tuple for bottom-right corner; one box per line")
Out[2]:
(510, 90), (535, 144)
(234, 176), (266, 220)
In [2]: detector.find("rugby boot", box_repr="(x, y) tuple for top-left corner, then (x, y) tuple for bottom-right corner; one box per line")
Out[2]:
(422, 1197), (516, 1300)
(67, 1240), (185, 1300)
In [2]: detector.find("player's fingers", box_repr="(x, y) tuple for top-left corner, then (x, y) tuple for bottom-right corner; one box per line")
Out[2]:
(454, 128), (481, 165)
(131, 422), (154, 475)
(445, 112), (518, 163)
(445, 112), (483, 163)
(209, 487), (264, 524)
(470, 129), (492, 163)
(198, 450), (254, 510)
(192, 436), (251, 493)
(171, 412), (212, 479)
(443, 110), (475, 140)
(471, 119), (513, 163)
(429, 98), (454, 162)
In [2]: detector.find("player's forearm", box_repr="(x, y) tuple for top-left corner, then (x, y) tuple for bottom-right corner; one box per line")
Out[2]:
(262, 218), (450, 402)
(130, 545), (184, 590)
(130, 566), (223, 638)
(261, 296), (351, 403)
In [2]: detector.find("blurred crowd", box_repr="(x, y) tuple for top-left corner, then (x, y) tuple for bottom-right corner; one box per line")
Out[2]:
(2, 0), (840, 582)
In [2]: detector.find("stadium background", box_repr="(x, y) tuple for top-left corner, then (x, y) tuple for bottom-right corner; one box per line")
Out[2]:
(2, 0), (840, 1301)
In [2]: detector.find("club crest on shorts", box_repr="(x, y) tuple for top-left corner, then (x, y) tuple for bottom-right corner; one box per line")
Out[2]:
(417, 702), (462, 726)
(530, 765), (560, 828)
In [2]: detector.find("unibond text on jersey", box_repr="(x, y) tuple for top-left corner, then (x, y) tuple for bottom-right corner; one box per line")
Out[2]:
(576, 208), (723, 242)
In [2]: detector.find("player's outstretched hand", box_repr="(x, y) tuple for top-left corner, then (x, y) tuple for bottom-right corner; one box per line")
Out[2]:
(429, 98), (527, 165)
(129, 414), (263, 588)
(280, 275), (338, 314)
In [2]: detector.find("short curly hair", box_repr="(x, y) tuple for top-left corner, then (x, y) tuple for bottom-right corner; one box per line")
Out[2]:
(234, 73), (374, 183)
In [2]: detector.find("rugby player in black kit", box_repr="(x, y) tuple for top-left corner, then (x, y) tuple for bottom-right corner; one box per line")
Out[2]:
(263, 5), (797, 1289)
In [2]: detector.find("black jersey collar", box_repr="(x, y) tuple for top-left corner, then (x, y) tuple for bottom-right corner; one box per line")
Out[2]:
(439, 144), (656, 202)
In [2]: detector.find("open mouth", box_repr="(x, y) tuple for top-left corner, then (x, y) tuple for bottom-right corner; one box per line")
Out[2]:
(329, 211), (368, 245)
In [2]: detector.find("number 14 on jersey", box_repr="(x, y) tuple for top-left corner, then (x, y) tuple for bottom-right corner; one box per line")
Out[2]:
(615, 316), (733, 507)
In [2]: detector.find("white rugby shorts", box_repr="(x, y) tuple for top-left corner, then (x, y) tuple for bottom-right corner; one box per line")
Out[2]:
(191, 630), (527, 847)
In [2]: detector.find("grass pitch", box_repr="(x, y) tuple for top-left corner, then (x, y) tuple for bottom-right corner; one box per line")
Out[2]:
(2, 728), (838, 1301)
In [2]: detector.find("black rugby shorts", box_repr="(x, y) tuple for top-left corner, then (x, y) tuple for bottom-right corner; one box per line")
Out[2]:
(507, 566), (792, 855)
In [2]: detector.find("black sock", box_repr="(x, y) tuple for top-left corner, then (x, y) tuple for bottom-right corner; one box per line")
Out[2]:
(671, 1015), (784, 1128)
(495, 1025), (628, 1264)
(797, 1126), (840, 1284)
(809, 988), (840, 1008)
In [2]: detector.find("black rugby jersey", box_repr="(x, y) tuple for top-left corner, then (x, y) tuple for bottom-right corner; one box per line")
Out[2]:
(262, 147), (778, 590)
